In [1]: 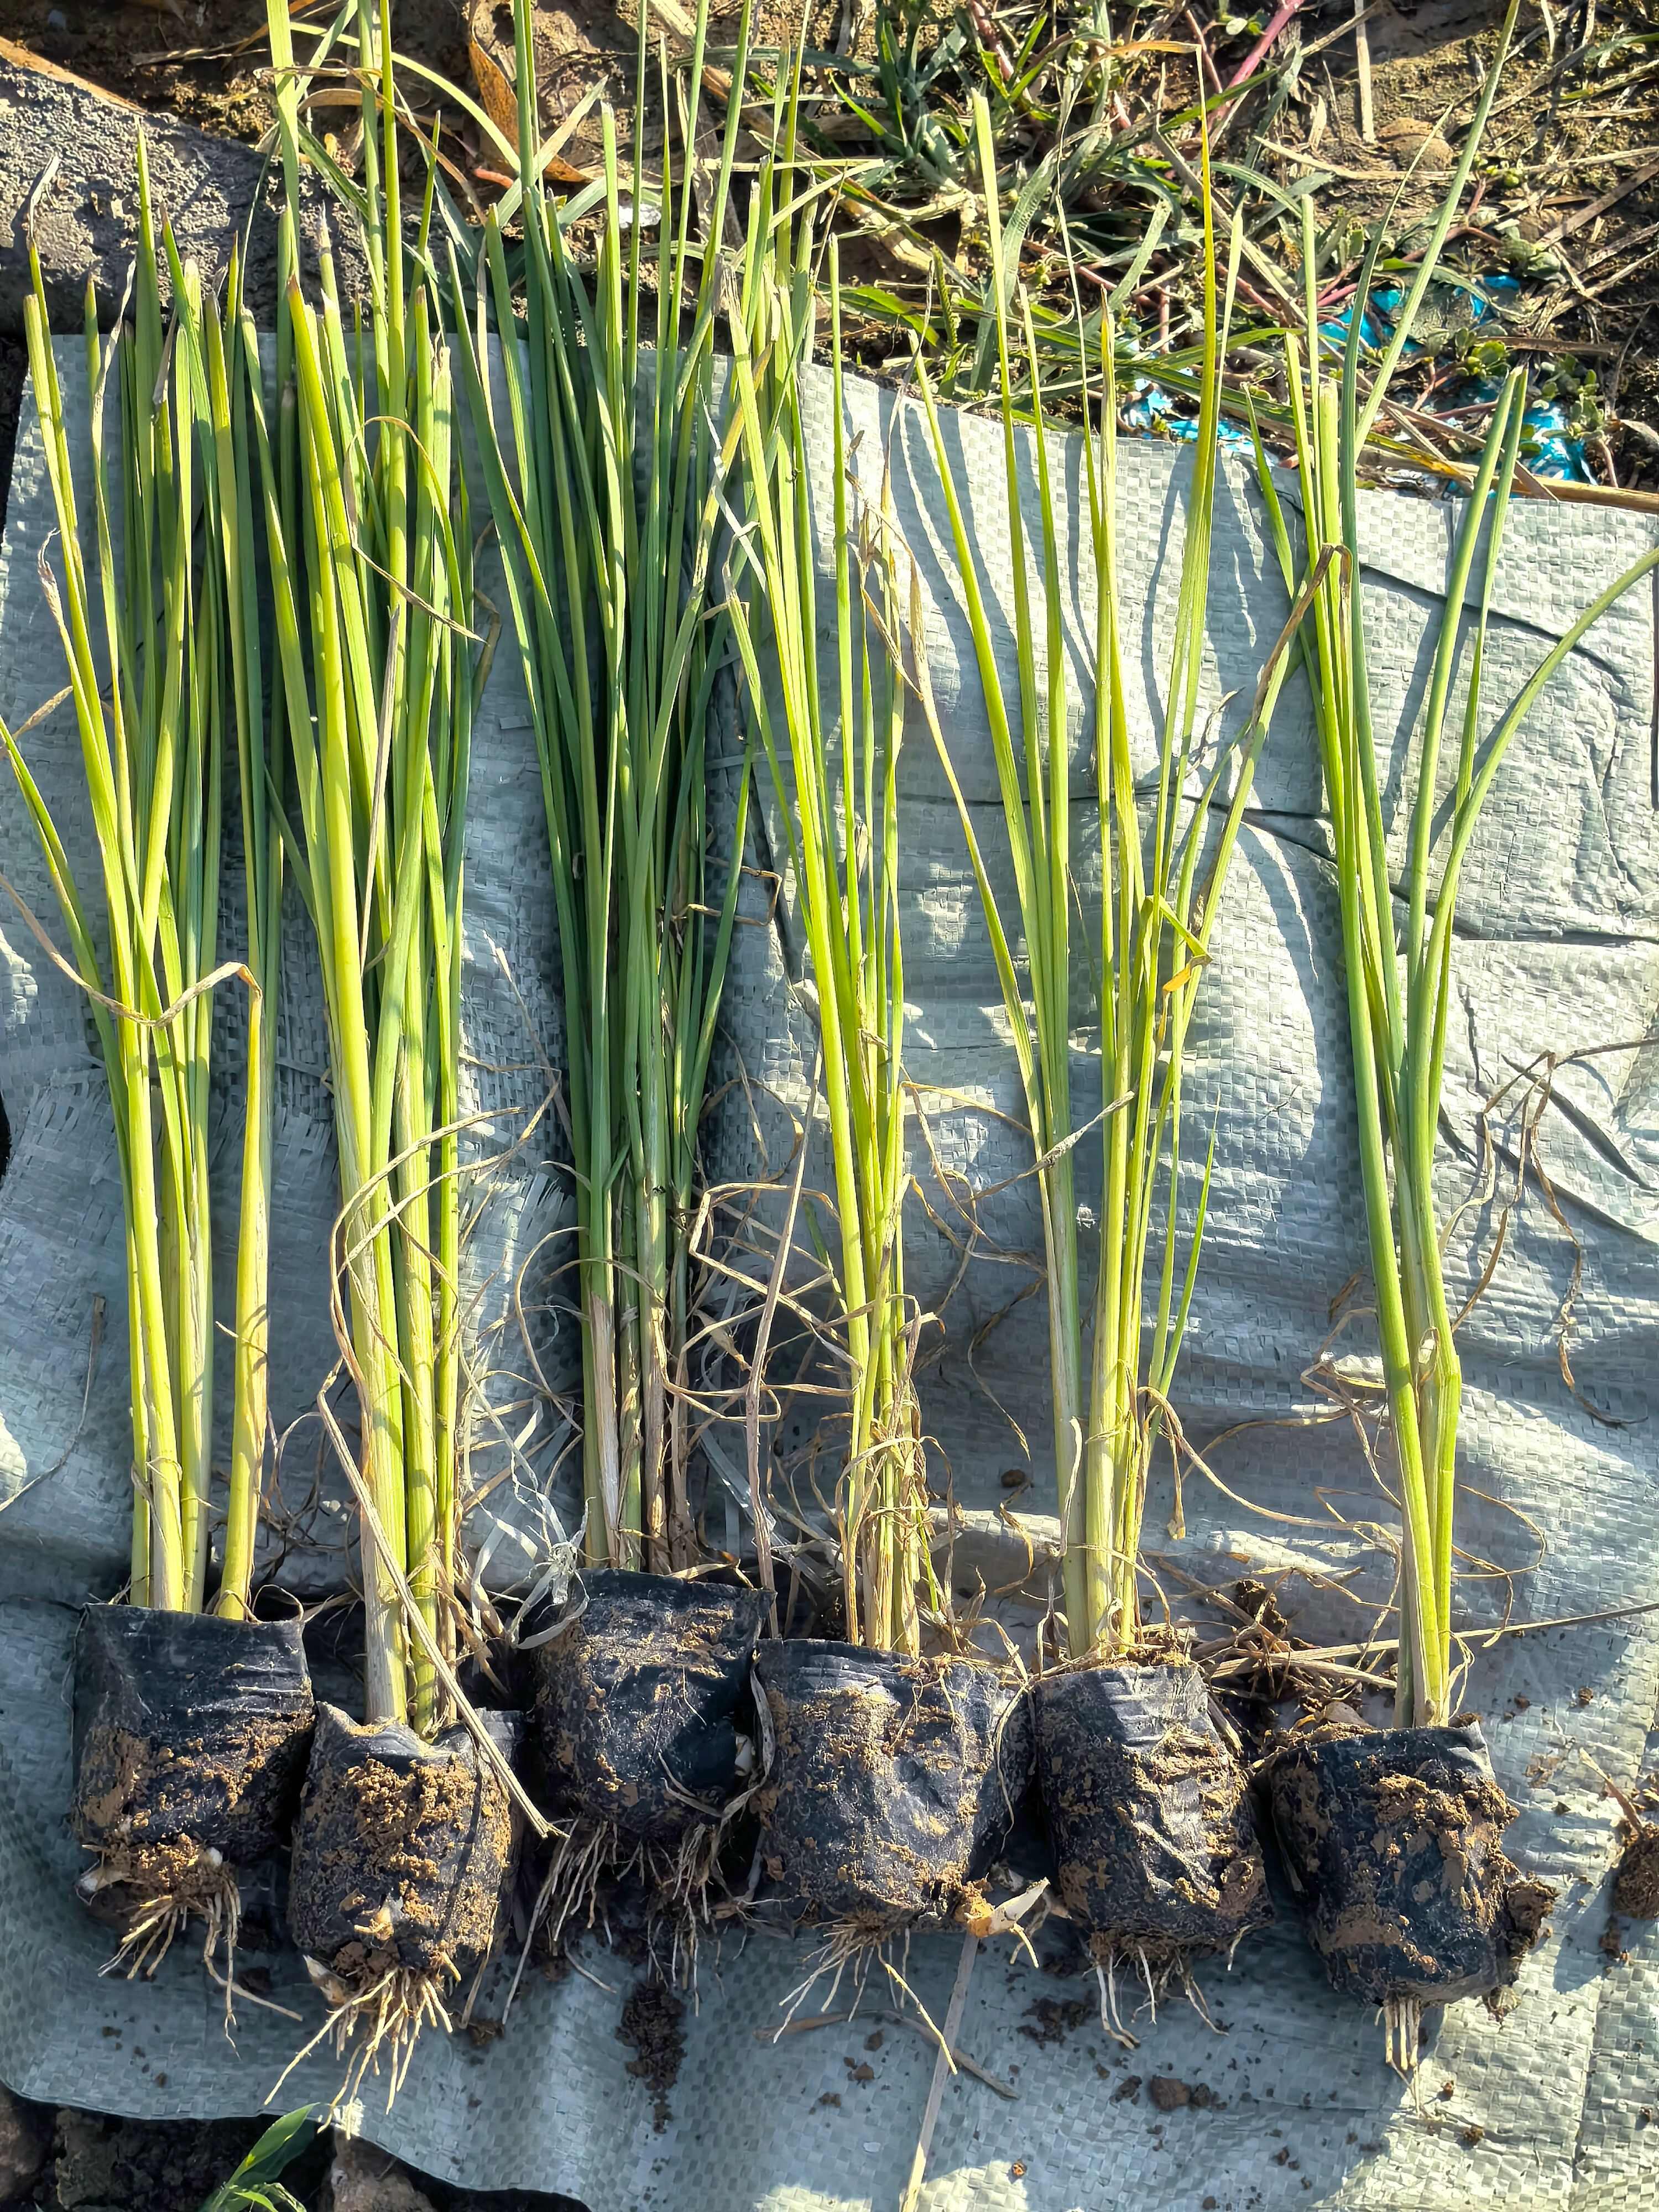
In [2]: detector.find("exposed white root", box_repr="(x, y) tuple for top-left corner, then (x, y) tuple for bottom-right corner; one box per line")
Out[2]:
(515, 1815), (729, 2012)
(78, 1844), (290, 2033)
(880, 1952), (956, 2070)
(776, 1923), (883, 2036)
(1088, 1939), (1222, 2048)
(1178, 1958), (1220, 2033)
(1383, 1994), (1423, 2077)
(270, 1957), (458, 2114)
(1093, 1956), (1139, 2048)
(774, 1921), (957, 2068)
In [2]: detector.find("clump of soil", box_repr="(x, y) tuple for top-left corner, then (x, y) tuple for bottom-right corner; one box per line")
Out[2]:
(288, 1704), (517, 1987)
(72, 1608), (314, 1869)
(1034, 1659), (1270, 1980)
(1234, 1579), (1289, 1638)
(617, 1979), (685, 2132)
(525, 1569), (766, 1845)
(1613, 1799), (1659, 1919)
(1020, 1996), (1089, 2048)
(1147, 2076), (1218, 2111)
(1266, 1722), (1554, 2008)
(753, 1641), (1032, 1929)
(524, 1573), (766, 1973)
(70, 1608), (313, 1966)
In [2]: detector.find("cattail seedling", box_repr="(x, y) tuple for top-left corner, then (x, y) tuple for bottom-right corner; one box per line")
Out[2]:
(3, 148), (312, 1999)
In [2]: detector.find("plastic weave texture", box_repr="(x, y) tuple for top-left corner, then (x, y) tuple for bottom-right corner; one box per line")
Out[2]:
(1, 346), (1657, 2210)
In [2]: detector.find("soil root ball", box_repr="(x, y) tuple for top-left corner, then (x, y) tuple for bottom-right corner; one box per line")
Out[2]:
(289, 1703), (520, 1990)
(1265, 1722), (1556, 2018)
(1034, 1660), (1271, 2017)
(753, 1640), (1034, 1932)
(525, 1569), (768, 1844)
(71, 1606), (314, 1966)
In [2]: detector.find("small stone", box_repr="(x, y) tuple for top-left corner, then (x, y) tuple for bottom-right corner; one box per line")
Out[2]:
(1377, 116), (1454, 168)
(329, 2135), (438, 2212)
(45, 7), (69, 25)
(0, 2087), (48, 2201)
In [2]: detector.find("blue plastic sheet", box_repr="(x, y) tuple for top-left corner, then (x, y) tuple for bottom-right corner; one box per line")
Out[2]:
(1125, 272), (1592, 483)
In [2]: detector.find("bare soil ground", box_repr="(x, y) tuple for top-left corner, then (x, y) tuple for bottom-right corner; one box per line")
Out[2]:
(1, 0), (1651, 486)
(0, 2099), (583, 2210)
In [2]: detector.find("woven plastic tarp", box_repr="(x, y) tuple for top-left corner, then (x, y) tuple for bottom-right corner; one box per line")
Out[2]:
(0, 345), (1656, 2210)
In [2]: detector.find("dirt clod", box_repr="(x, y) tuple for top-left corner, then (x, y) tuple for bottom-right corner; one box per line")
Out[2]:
(617, 1980), (685, 2132)
(1234, 1579), (1288, 1637)
(1149, 2077), (1192, 2111)
(1020, 1997), (1089, 2048)
(1377, 117), (1454, 168)
(330, 2134), (439, 2212)
(1110, 2074), (1142, 2104)
(1614, 1823), (1659, 1918)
